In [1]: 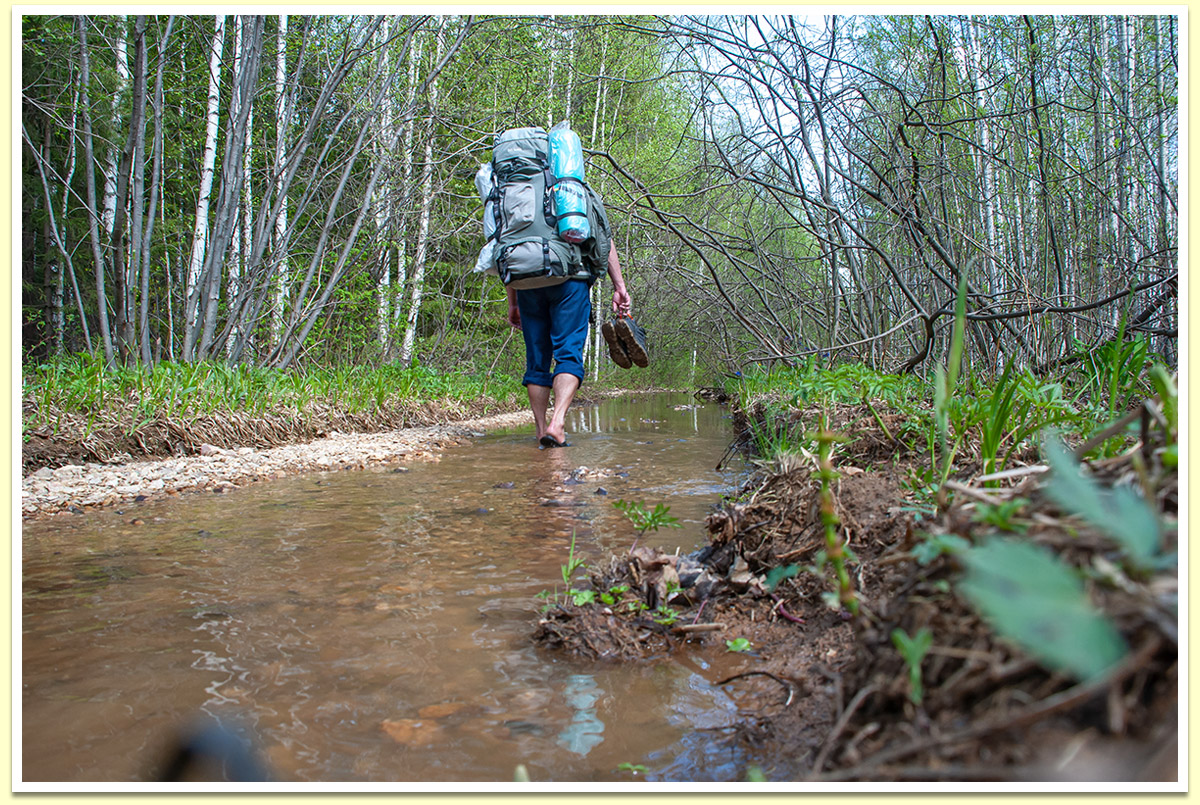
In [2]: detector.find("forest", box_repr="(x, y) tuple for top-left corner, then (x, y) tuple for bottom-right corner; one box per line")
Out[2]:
(21, 14), (1177, 385)
(18, 14), (1181, 783)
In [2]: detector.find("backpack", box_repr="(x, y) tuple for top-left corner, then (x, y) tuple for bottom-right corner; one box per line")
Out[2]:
(476, 126), (610, 289)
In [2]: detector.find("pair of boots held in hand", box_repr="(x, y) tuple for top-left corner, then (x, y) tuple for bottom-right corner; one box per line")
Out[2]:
(601, 315), (649, 369)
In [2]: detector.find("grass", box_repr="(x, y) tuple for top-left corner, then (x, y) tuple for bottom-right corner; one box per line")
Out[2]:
(22, 352), (527, 436)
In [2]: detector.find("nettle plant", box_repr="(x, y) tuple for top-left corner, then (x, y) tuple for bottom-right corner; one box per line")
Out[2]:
(958, 432), (1173, 682)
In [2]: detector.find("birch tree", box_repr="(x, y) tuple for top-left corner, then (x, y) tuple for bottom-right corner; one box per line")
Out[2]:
(182, 14), (225, 362)
(400, 17), (447, 366)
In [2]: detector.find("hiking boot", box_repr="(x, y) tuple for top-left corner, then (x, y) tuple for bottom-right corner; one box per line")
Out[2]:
(614, 316), (649, 368)
(601, 319), (633, 369)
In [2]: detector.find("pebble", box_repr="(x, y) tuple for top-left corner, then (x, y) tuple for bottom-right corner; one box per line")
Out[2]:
(21, 411), (534, 517)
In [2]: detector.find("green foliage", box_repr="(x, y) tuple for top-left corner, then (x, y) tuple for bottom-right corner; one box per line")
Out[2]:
(613, 499), (680, 549)
(815, 419), (858, 615)
(538, 531), (594, 610)
(763, 564), (800, 592)
(22, 353), (523, 434)
(744, 766), (768, 782)
(1074, 319), (1151, 418)
(725, 637), (753, 653)
(972, 361), (1072, 480)
(970, 498), (1030, 533)
(1041, 434), (1171, 573)
(959, 535), (1128, 681)
(617, 762), (648, 775)
(911, 533), (969, 566)
(890, 627), (933, 705)
(932, 272), (970, 493)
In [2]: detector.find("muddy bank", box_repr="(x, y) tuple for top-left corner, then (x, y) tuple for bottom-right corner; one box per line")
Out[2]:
(532, 399), (1179, 782)
(20, 409), (533, 519)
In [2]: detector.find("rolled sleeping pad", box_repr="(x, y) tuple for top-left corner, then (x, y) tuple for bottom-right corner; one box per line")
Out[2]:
(548, 126), (590, 244)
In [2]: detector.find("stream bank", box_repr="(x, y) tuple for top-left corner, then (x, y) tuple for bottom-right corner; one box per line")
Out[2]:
(532, 396), (1179, 783)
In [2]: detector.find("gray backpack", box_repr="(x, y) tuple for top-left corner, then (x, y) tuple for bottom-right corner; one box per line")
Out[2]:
(485, 127), (610, 289)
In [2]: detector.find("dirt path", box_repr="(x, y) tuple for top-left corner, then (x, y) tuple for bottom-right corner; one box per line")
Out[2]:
(20, 410), (533, 519)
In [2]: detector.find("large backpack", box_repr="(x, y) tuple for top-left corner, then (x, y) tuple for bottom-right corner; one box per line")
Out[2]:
(478, 126), (610, 289)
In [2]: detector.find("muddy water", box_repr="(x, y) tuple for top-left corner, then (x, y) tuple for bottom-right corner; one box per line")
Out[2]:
(22, 393), (762, 784)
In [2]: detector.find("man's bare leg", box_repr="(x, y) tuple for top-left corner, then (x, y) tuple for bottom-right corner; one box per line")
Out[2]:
(543, 372), (580, 445)
(527, 384), (551, 441)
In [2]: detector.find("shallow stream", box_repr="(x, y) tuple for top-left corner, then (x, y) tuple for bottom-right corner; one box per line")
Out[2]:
(21, 392), (766, 783)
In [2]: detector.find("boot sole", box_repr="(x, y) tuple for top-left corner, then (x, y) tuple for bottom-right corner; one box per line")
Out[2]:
(601, 321), (633, 369)
(614, 319), (649, 368)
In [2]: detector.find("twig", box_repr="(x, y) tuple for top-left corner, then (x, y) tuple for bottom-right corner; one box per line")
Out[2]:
(672, 623), (725, 634)
(812, 634), (1164, 780)
(942, 480), (1010, 506)
(771, 594), (806, 624)
(809, 684), (879, 777)
(1072, 400), (1156, 459)
(716, 670), (797, 707)
(974, 464), (1049, 484)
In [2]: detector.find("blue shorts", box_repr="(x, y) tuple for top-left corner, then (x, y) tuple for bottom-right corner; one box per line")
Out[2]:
(516, 279), (592, 387)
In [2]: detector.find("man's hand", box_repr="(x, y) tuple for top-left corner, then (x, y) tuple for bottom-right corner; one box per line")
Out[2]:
(611, 286), (632, 317)
(506, 287), (522, 330)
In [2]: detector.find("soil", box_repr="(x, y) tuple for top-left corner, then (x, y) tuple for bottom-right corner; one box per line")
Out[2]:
(532, 399), (1180, 783)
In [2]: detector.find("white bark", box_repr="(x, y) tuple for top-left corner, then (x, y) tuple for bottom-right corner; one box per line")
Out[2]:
(102, 14), (128, 237)
(965, 18), (998, 289)
(183, 14), (225, 360)
(400, 20), (445, 365)
(392, 31), (424, 355)
(375, 18), (396, 355)
(270, 14), (289, 348)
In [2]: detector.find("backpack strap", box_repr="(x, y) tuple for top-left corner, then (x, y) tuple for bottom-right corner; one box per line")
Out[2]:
(542, 167), (558, 227)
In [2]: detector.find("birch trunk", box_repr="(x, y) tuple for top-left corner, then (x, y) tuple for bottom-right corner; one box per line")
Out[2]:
(400, 19), (446, 366)
(227, 17), (255, 358)
(183, 14), (225, 361)
(270, 14), (290, 349)
(102, 15), (128, 237)
(138, 16), (175, 365)
(375, 18), (396, 356)
(392, 31), (424, 358)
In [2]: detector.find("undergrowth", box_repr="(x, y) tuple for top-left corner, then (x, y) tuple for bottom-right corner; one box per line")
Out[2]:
(724, 312), (1177, 688)
(22, 352), (527, 437)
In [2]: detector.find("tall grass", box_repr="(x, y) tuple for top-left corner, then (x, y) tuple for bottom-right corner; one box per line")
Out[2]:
(727, 344), (1169, 478)
(22, 353), (526, 433)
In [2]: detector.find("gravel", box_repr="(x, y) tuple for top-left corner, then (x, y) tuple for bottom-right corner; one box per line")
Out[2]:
(20, 410), (534, 518)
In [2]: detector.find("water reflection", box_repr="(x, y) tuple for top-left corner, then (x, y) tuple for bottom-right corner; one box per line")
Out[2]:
(556, 675), (605, 756)
(22, 393), (754, 783)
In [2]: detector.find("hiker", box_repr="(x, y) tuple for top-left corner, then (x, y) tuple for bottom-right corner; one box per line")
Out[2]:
(478, 124), (649, 449)
(507, 241), (632, 448)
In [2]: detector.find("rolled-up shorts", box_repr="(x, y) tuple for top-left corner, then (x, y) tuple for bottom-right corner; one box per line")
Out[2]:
(516, 279), (592, 387)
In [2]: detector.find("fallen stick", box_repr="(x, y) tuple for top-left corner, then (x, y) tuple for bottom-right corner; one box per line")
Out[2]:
(672, 623), (725, 634)
(716, 670), (797, 707)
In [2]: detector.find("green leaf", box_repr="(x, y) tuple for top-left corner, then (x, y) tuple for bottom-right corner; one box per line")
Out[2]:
(725, 637), (753, 653)
(1042, 434), (1164, 569)
(764, 564), (800, 592)
(912, 533), (969, 566)
(959, 536), (1127, 680)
